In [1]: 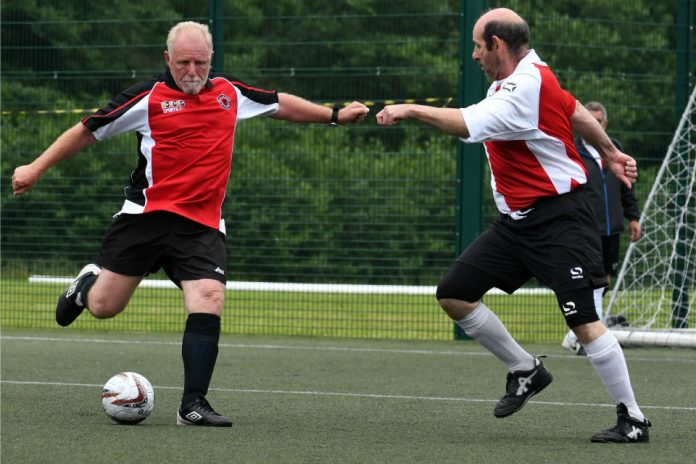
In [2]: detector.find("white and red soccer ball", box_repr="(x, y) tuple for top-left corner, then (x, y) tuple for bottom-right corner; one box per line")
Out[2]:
(101, 372), (155, 424)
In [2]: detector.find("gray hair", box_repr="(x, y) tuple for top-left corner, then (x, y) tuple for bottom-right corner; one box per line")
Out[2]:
(584, 101), (608, 121)
(166, 21), (213, 55)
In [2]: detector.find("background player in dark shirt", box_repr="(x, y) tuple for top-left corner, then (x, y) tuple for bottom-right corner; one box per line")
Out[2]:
(562, 101), (641, 354)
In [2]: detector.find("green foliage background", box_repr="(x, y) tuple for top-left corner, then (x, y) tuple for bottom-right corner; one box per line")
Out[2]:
(1, 0), (694, 338)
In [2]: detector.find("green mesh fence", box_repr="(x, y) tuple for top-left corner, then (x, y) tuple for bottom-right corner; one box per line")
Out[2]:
(2, 0), (694, 341)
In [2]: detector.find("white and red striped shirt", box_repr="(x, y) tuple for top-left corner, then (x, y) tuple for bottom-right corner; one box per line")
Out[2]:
(460, 50), (587, 218)
(82, 69), (279, 233)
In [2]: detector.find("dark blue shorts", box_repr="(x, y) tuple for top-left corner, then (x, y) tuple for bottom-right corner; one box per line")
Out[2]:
(96, 211), (227, 286)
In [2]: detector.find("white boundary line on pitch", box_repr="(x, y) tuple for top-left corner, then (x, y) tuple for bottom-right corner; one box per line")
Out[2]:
(28, 275), (553, 296)
(2, 335), (695, 363)
(2, 379), (695, 412)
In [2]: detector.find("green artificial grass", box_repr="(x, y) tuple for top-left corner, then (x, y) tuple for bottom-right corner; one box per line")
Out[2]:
(2, 328), (695, 463)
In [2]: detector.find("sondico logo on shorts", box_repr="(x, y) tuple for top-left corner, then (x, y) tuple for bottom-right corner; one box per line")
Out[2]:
(562, 301), (577, 316)
(570, 266), (584, 280)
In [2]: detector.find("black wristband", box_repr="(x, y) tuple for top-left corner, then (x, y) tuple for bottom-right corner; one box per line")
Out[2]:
(329, 107), (340, 126)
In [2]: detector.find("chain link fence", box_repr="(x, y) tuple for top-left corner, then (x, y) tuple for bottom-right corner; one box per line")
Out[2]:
(2, 0), (694, 341)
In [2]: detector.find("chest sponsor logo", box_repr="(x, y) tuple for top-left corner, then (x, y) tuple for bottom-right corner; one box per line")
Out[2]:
(217, 94), (232, 110)
(502, 82), (517, 92)
(161, 99), (186, 113)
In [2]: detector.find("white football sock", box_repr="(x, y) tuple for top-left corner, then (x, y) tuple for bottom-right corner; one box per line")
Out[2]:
(584, 330), (645, 421)
(456, 302), (535, 372)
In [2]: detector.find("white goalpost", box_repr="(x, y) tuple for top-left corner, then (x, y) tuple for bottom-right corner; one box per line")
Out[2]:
(606, 85), (696, 347)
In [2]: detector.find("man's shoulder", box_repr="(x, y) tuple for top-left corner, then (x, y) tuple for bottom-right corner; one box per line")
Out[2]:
(209, 73), (252, 88)
(120, 75), (164, 97)
(209, 74), (278, 104)
(210, 74), (275, 91)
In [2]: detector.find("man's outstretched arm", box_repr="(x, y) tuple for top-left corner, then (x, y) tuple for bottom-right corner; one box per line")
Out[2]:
(376, 104), (469, 138)
(272, 93), (369, 125)
(12, 122), (97, 195)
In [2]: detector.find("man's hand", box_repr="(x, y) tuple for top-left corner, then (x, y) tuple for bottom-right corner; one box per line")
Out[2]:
(375, 104), (413, 126)
(607, 152), (638, 189)
(338, 101), (370, 124)
(628, 219), (641, 242)
(12, 164), (43, 196)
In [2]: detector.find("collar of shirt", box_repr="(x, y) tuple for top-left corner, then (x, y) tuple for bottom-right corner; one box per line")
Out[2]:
(490, 49), (543, 95)
(582, 139), (603, 168)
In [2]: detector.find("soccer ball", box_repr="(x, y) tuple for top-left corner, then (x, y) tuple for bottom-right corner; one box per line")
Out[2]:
(101, 372), (155, 424)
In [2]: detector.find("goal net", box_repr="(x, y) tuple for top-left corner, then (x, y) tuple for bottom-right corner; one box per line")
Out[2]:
(606, 85), (696, 347)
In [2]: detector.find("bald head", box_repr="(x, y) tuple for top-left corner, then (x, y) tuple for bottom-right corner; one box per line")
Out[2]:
(475, 8), (530, 55)
(479, 8), (525, 24)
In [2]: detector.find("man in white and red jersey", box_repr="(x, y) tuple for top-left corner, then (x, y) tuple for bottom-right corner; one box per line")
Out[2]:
(12, 21), (369, 427)
(376, 8), (650, 443)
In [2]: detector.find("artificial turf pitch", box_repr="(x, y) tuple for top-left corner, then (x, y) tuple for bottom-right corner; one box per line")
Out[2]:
(1, 328), (695, 463)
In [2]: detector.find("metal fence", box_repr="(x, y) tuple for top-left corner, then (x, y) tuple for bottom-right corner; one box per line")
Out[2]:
(2, 0), (694, 341)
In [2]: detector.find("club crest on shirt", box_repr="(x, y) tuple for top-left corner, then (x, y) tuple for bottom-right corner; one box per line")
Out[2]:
(217, 94), (232, 110)
(161, 99), (185, 113)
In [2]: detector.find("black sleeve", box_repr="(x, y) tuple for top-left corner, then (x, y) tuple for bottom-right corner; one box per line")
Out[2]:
(611, 137), (640, 220)
(620, 182), (641, 220)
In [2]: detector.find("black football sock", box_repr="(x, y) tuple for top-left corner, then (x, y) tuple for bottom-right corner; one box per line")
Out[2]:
(77, 273), (97, 308)
(181, 313), (221, 406)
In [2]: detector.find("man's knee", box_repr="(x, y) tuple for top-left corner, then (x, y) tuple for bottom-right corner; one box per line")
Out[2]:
(437, 297), (480, 320)
(572, 320), (607, 344)
(84, 270), (140, 318)
(182, 279), (225, 315)
(86, 291), (127, 318)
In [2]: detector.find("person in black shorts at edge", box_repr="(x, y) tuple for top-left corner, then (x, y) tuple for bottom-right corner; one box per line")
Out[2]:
(12, 21), (369, 427)
(375, 8), (650, 443)
(562, 101), (641, 355)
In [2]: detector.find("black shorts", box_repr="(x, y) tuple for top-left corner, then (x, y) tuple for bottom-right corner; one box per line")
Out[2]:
(437, 188), (607, 327)
(96, 211), (227, 286)
(601, 234), (620, 276)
